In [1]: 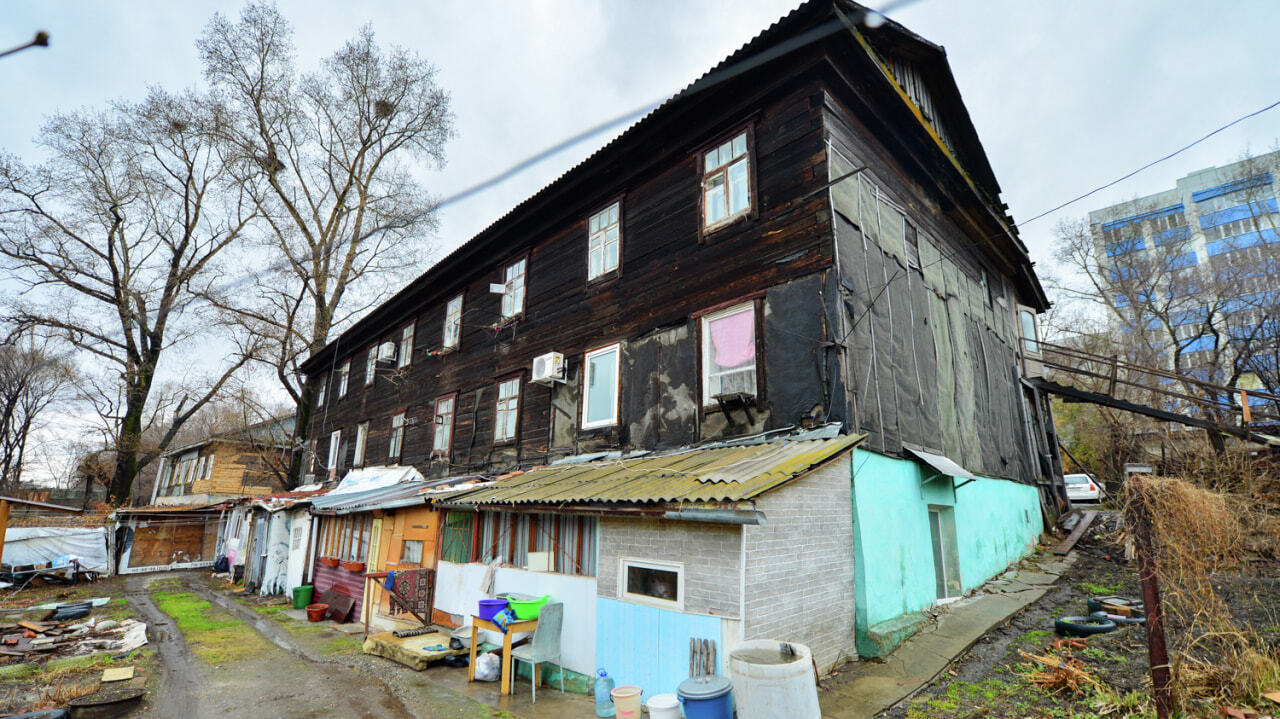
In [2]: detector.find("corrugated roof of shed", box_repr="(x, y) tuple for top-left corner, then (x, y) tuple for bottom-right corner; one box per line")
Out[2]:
(447, 432), (864, 506)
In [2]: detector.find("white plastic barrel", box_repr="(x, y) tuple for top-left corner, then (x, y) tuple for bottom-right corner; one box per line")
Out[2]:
(728, 640), (821, 719)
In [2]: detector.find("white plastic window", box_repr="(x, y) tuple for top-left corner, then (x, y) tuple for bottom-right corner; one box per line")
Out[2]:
(620, 558), (684, 610)
(582, 344), (620, 429)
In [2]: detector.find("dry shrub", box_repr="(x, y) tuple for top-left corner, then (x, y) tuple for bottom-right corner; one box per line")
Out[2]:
(1123, 475), (1280, 709)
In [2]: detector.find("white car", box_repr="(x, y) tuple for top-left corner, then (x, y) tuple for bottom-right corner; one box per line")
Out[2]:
(1064, 473), (1102, 503)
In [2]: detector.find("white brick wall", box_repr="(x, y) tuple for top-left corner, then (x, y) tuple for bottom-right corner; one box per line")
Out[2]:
(598, 517), (742, 617)
(743, 455), (857, 671)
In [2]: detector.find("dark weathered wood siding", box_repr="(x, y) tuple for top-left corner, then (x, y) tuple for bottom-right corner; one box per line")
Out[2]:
(307, 80), (839, 478)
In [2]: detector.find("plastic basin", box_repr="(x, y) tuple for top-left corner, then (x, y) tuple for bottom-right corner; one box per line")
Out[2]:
(292, 585), (314, 610)
(506, 593), (550, 620)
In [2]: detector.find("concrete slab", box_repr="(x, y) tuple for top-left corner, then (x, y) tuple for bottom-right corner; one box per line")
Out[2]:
(281, 609), (307, 622)
(820, 552), (1077, 719)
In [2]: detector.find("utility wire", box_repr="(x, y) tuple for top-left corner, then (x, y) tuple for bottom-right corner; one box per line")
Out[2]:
(1020, 97), (1280, 226)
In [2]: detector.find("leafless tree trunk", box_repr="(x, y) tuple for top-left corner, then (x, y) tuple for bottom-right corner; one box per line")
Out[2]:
(198, 2), (453, 485)
(0, 89), (258, 504)
(0, 335), (71, 491)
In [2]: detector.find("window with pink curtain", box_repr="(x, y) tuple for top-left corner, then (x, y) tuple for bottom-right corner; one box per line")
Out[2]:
(702, 303), (757, 403)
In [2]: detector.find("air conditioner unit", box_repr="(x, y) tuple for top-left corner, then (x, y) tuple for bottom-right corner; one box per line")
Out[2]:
(377, 341), (397, 362)
(531, 352), (565, 385)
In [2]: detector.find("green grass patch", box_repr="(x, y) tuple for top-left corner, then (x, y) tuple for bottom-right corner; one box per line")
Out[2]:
(152, 590), (269, 664)
(1078, 581), (1124, 595)
(1017, 629), (1053, 644)
(321, 635), (362, 655)
(147, 577), (184, 592)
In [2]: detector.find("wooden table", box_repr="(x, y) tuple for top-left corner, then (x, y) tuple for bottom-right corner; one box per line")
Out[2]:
(468, 614), (538, 695)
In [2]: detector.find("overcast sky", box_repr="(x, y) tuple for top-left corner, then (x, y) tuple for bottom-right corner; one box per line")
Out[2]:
(5, 1), (1280, 482)
(6, 0), (1280, 284)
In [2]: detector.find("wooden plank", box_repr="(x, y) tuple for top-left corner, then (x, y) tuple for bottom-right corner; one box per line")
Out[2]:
(1053, 511), (1097, 556)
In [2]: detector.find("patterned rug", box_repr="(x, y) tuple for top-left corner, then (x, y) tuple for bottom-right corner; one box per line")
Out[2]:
(391, 567), (435, 619)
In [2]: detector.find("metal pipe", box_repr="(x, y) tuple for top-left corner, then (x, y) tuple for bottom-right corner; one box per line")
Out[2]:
(662, 509), (765, 526)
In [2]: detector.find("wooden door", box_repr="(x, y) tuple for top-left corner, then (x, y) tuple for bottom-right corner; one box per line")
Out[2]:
(361, 518), (383, 625)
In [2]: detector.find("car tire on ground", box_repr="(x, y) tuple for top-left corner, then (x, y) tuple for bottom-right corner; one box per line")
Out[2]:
(1054, 616), (1117, 637)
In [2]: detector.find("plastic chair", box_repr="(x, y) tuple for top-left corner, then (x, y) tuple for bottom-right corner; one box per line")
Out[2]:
(508, 601), (564, 702)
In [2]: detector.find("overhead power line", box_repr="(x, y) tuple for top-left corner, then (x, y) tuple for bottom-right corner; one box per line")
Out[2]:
(1020, 97), (1280, 226)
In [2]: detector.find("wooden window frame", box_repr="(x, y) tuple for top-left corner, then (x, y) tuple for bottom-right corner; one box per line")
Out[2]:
(364, 345), (377, 386)
(327, 430), (341, 480)
(397, 322), (415, 369)
(586, 198), (624, 283)
(581, 343), (622, 429)
(493, 375), (522, 445)
(698, 300), (761, 408)
(353, 422), (369, 467)
(337, 361), (350, 397)
(388, 412), (406, 460)
(316, 377), (326, 407)
(697, 125), (757, 238)
(443, 293), (464, 350)
(432, 393), (457, 459)
(499, 256), (528, 321)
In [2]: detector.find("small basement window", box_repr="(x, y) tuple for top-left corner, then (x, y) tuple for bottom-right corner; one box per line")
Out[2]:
(620, 558), (683, 610)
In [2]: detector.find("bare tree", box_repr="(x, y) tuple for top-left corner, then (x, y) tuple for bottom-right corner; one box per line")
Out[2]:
(0, 334), (72, 490)
(198, 2), (454, 484)
(1052, 151), (1280, 453)
(0, 89), (258, 504)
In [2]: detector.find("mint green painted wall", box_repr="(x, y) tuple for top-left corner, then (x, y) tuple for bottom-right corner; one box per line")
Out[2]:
(850, 449), (1042, 635)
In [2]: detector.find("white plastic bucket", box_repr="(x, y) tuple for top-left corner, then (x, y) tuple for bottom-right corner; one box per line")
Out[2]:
(647, 693), (680, 719)
(729, 640), (821, 719)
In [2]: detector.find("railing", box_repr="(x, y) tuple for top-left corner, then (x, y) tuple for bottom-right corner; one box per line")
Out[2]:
(1035, 340), (1280, 441)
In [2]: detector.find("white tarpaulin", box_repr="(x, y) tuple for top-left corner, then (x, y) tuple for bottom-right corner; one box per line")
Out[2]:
(327, 465), (424, 496)
(3, 527), (109, 573)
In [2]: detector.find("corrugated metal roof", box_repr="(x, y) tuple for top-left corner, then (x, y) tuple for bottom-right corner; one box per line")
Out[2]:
(448, 433), (864, 506)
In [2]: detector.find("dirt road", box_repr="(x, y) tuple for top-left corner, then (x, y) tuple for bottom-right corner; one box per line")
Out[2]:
(124, 573), (411, 719)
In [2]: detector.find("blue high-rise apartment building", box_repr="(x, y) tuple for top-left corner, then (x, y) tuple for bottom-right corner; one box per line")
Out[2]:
(1089, 153), (1280, 387)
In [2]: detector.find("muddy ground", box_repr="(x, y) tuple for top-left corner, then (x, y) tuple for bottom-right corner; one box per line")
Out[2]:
(883, 513), (1280, 719)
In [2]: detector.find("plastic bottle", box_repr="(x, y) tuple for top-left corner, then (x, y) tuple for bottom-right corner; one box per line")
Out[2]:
(595, 668), (616, 717)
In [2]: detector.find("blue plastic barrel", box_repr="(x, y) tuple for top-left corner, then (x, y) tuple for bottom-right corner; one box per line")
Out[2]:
(677, 675), (733, 719)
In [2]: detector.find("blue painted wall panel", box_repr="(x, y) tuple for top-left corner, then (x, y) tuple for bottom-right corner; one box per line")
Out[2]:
(596, 597), (722, 698)
(850, 450), (1042, 633)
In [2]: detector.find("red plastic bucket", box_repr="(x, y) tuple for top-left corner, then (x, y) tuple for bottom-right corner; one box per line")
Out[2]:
(306, 603), (329, 622)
